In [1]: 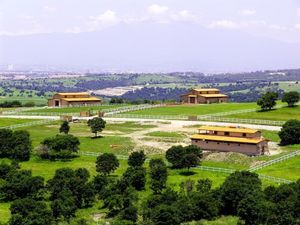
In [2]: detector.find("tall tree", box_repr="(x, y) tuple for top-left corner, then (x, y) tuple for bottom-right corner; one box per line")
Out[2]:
(59, 121), (70, 134)
(149, 158), (168, 194)
(87, 117), (106, 137)
(279, 119), (300, 145)
(282, 91), (299, 107)
(257, 91), (278, 111)
(96, 153), (119, 176)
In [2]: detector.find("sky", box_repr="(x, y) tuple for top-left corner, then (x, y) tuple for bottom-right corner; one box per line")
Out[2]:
(1, 0), (300, 72)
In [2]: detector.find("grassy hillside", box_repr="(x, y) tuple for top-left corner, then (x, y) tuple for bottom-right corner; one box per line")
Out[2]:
(0, 118), (40, 127)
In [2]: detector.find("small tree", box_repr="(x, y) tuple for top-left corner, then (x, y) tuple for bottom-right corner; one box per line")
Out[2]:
(41, 134), (80, 160)
(257, 92), (278, 111)
(166, 145), (185, 168)
(59, 121), (70, 134)
(278, 119), (300, 145)
(96, 153), (119, 176)
(122, 167), (146, 191)
(128, 151), (146, 167)
(87, 117), (106, 137)
(282, 91), (299, 107)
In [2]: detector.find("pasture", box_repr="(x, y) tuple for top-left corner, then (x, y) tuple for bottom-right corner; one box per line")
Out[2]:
(227, 105), (300, 121)
(0, 118), (40, 127)
(26, 104), (128, 114)
(124, 102), (258, 116)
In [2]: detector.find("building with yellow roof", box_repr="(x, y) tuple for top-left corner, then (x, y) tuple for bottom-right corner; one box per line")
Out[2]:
(191, 126), (269, 156)
(48, 92), (101, 107)
(181, 88), (228, 104)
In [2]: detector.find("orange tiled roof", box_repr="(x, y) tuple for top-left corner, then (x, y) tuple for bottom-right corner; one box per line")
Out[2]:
(199, 94), (228, 98)
(198, 126), (259, 134)
(191, 134), (265, 144)
(62, 97), (101, 102)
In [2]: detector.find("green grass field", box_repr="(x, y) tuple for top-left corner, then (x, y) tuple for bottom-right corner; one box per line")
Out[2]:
(258, 155), (300, 181)
(227, 106), (300, 121)
(0, 118), (40, 127)
(125, 102), (258, 116)
(145, 131), (185, 138)
(26, 104), (127, 113)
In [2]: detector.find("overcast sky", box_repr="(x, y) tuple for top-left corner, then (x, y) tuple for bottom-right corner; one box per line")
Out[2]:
(1, 0), (300, 72)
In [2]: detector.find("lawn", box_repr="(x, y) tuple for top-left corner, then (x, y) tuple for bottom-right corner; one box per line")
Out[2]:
(25, 104), (127, 114)
(125, 102), (257, 116)
(257, 155), (300, 181)
(145, 131), (185, 138)
(0, 118), (40, 127)
(227, 106), (300, 121)
(21, 122), (135, 155)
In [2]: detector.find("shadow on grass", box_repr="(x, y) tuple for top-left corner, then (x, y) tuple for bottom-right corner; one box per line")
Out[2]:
(91, 135), (104, 139)
(179, 171), (197, 176)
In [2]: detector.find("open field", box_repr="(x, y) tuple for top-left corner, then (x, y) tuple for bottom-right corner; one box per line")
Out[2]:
(0, 113), (299, 224)
(0, 118), (40, 127)
(227, 105), (300, 121)
(26, 104), (128, 113)
(124, 103), (258, 116)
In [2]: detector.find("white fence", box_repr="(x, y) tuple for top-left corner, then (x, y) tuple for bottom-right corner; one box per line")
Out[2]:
(194, 166), (235, 174)
(103, 104), (165, 115)
(258, 174), (292, 184)
(0, 119), (58, 130)
(249, 150), (300, 172)
(105, 113), (188, 120)
(198, 116), (284, 126)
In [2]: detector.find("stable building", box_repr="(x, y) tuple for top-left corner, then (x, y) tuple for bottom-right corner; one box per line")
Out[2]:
(181, 88), (228, 104)
(48, 92), (101, 107)
(191, 126), (269, 156)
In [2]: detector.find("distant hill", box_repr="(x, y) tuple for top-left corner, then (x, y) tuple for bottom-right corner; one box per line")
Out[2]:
(1, 22), (300, 72)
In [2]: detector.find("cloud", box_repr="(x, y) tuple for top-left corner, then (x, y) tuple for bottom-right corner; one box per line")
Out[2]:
(239, 9), (256, 16)
(295, 24), (300, 29)
(297, 8), (300, 16)
(43, 6), (57, 13)
(208, 20), (239, 29)
(87, 10), (119, 31)
(172, 10), (198, 22)
(148, 4), (169, 15)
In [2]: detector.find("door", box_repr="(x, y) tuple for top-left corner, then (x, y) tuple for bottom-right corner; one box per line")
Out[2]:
(54, 100), (60, 107)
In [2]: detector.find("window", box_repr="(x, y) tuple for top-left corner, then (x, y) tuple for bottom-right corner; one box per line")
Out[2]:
(225, 132), (229, 136)
(217, 142), (220, 144)
(243, 133), (246, 137)
(213, 131), (218, 135)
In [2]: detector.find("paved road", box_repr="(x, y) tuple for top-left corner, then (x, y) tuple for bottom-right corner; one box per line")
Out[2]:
(0, 115), (281, 131)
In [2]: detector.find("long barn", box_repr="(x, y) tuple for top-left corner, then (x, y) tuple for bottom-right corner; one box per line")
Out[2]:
(48, 92), (101, 107)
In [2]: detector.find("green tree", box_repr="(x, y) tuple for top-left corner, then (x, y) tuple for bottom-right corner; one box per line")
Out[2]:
(128, 151), (146, 167)
(87, 117), (106, 137)
(0, 170), (44, 201)
(181, 153), (199, 171)
(278, 119), (300, 145)
(122, 166), (146, 190)
(257, 91), (278, 111)
(166, 145), (202, 169)
(282, 91), (299, 107)
(0, 129), (31, 161)
(237, 194), (274, 225)
(41, 134), (80, 160)
(96, 153), (119, 176)
(59, 121), (70, 134)
(166, 145), (185, 168)
(149, 204), (181, 225)
(219, 171), (262, 215)
(196, 178), (212, 193)
(10, 198), (53, 225)
(51, 189), (77, 221)
(149, 158), (168, 194)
